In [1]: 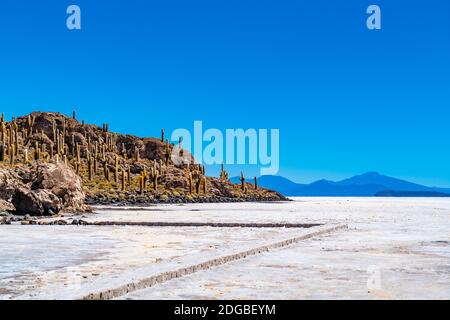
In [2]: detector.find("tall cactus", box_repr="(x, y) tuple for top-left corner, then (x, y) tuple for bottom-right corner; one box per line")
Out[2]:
(88, 156), (93, 180)
(220, 162), (229, 181)
(153, 171), (159, 191)
(188, 173), (193, 195)
(240, 171), (245, 191)
(139, 173), (144, 195)
(121, 165), (126, 191)
(76, 143), (81, 163)
(34, 141), (40, 160)
(164, 141), (170, 165)
(202, 176), (207, 194)
(103, 161), (109, 181)
(134, 146), (139, 162)
(114, 155), (119, 183)
(9, 144), (15, 165)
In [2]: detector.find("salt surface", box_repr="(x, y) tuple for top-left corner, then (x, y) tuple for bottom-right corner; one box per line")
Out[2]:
(1, 197), (450, 299)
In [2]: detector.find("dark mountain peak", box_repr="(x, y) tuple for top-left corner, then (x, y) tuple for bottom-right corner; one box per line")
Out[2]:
(361, 171), (381, 177)
(310, 179), (334, 186)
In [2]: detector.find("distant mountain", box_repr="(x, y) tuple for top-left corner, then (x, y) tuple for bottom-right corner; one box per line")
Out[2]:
(229, 175), (305, 196)
(375, 190), (450, 197)
(231, 172), (450, 197)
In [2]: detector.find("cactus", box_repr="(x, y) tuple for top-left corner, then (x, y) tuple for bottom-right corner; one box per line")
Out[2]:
(14, 129), (19, 156)
(153, 171), (159, 191)
(56, 129), (60, 155)
(76, 143), (81, 163)
(0, 144), (4, 162)
(24, 148), (28, 163)
(139, 173), (144, 194)
(63, 154), (67, 165)
(202, 176), (207, 194)
(63, 119), (66, 140)
(71, 135), (75, 158)
(114, 155), (119, 183)
(55, 154), (59, 164)
(188, 173), (193, 194)
(128, 166), (131, 184)
(94, 155), (98, 175)
(1, 122), (5, 145)
(121, 165), (126, 191)
(220, 162), (229, 181)
(88, 156), (93, 180)
(164, 141), (170, 165)
(143, 167), (148, 189)
(195, 176), (201, 194)
(254, 176), (258, 190)
(9, 144), (15, 165)
(103, 161), (109, 181)
(134, 146), (139, 162)
(240, 171), (245, 191)
(34, 141), (40, 160)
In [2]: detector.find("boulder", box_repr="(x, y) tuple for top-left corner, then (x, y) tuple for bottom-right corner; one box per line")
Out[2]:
(0, 167), (19, 202)
(0, 162), (91, 216)
(13, 187), (62, 215)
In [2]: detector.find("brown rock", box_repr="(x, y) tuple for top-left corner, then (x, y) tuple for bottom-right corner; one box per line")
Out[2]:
(3, 162), (91, 216)
(13, 187), (62, 216)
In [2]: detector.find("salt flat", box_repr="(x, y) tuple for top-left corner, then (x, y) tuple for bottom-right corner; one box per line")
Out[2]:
(121, 197), (450, 299)
(1, 197), (449, 299)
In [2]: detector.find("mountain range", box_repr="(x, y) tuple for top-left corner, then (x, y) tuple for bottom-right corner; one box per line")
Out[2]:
(230, 172), (450, 197)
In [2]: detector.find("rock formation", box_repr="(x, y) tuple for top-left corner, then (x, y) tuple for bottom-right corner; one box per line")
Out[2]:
(0, 162), (89, 215)
(0, 111), (287, 215)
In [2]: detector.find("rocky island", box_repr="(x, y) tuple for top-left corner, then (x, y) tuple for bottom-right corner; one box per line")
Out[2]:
(0, 112), (286, 217)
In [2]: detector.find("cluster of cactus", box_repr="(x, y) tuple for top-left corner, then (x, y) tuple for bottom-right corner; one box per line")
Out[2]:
(0, 111), (262, 200)
(0, 113), (34, 165)
(219, 162), (229, 181)
(136, 160), (165, 194)
(187, 164), (207, 195)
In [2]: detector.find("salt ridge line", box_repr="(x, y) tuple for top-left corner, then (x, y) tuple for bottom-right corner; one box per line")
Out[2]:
(82, 221), (322, 228)
(81, 224), (348, 300)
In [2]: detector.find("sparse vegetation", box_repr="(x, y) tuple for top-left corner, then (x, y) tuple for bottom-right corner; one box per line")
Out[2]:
(0, 111), (286, 206)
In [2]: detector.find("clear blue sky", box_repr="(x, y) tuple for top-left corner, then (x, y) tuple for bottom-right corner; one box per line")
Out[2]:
(0, 0), (449, 187)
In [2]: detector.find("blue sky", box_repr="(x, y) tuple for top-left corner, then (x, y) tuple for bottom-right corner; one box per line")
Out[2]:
(0, 0), (449, 186)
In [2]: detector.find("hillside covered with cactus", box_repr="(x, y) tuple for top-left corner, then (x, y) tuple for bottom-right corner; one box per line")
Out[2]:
(0, 112), (286, 215)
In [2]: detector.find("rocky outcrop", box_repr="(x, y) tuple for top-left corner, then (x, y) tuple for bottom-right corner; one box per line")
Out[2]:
(1, 111), (287, 214)
(0, 162), (90, 216)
